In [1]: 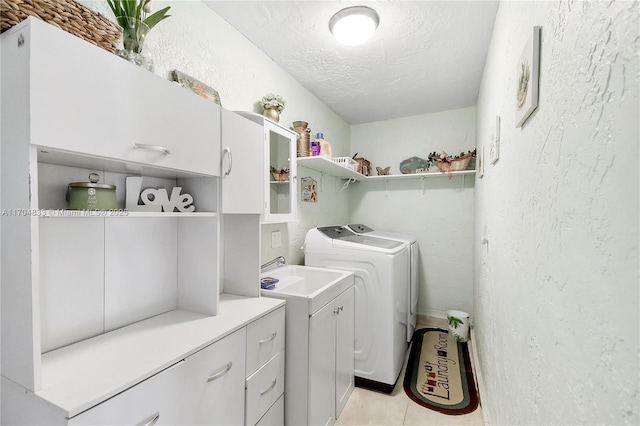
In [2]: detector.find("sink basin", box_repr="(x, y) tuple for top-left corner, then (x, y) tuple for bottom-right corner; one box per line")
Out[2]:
(260, 265), (354, 313)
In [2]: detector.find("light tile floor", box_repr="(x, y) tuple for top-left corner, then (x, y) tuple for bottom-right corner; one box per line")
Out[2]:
(336, 317), (485, 426)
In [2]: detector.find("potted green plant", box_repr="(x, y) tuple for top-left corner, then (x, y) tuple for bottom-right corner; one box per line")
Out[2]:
(106, 0), (171, 70)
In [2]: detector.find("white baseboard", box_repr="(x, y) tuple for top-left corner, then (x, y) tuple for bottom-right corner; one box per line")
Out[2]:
(470, 326), (490, 425)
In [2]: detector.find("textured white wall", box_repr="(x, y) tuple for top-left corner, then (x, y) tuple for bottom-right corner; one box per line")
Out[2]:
(78, 0), (353, 265)
(350, 108), (476, 317)
(474, 1), (639, 424)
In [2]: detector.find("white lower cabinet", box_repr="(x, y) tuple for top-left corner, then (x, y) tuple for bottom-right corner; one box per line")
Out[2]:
(264, 280), (354, 426)
(309, 287), (355, 425)
(334, 288), (356, 417)
(184, 329), (247, 425)
(68, 362), (185, 426)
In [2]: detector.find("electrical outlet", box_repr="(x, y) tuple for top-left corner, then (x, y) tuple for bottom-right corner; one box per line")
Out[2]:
(271, 231), (282, 248)
(490, 116), (500, 164)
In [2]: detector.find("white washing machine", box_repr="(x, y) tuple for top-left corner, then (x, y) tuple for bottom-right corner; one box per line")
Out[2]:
(346, 224), (419, 342)
(304, 226), (409, 392)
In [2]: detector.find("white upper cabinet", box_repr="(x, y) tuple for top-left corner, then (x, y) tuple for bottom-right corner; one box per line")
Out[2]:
(18, 17), (221, 176)
(235, 112), (298, 222)
(221, 110), (264, 214)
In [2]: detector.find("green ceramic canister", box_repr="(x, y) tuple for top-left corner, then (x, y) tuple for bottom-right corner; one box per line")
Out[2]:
(67, 173), (117, 210)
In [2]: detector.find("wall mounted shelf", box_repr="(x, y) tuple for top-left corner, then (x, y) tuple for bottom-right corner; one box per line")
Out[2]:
(297, 156), (476, 181)
(366, 170), (476, 180)
(297, 156), (366, 180)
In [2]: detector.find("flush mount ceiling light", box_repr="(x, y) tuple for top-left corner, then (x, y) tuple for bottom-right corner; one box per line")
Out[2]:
(329, 6), (380, 46)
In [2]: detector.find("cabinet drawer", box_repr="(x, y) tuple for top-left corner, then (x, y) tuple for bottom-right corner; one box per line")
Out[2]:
(68, 362), (184, 425)
(255, 394), (284, 426)
(246, 307), (285, 376)
(245, 351), (284, 426)
(184, 329), (246, 425)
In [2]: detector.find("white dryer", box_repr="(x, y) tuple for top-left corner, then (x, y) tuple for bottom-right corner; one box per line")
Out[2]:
(347, 224), (419, 342)
(304, 226), (409, 393)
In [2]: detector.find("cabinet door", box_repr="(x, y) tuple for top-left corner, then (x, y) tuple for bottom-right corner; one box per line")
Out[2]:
(263, 120), (297, 222)
(308, 300), (337, 426)
(184, 328), (246, 425)
(25, 18), (220, 176)
(335, 287), (355, 418)
(221, 110), (263, 214)
(68, 362), (184, 425)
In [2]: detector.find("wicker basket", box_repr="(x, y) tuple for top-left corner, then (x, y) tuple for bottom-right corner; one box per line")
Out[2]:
(270, 167), (289, 183)
(437, 155), (472, 173)
(1, 0), (122, 53)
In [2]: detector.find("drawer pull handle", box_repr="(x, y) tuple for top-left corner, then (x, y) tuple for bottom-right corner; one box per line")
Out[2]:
(259, 331), (277, 344)
(207, 362), (233, 382)
(133, 143), (171, 155)
(260, 378), (277, 396)
(139, 412), (160, 426)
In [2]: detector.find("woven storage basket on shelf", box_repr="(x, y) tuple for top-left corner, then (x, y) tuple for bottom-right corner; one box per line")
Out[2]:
(437, 155), (472, 173)
(0, 0), (121, 53)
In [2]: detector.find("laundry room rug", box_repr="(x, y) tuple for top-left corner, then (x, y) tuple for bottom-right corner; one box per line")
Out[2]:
(403, 328), (479, 415)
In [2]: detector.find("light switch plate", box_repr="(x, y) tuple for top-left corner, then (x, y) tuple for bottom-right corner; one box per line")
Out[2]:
(271, 231), (282, 248)
(490, 116), (500, 164)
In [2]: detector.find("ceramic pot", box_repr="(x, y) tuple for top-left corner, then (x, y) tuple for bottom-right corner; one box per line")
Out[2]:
(292, 121), (308, 133)
(262, 107), (280, 123)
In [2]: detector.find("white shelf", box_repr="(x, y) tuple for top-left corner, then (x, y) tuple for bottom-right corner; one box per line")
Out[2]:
(37, 210), (218, 218)
(296, 156), (367, 180)
(366, 170), (476, 180)
(297, 156), (475, 181)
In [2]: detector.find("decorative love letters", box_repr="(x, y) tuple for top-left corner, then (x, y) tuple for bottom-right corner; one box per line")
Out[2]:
(125, 177), (195, 212)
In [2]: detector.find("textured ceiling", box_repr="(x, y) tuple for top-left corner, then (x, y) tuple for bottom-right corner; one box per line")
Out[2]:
(205, 1), (499, 124)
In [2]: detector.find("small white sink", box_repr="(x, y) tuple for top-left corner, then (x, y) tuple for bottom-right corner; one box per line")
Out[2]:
(261, 265), (354, 313)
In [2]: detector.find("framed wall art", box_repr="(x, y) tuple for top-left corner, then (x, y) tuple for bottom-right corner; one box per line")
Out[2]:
(301, 176), (317, 202)
(515, 26), (541, 128)
(171, 70), (222, 106)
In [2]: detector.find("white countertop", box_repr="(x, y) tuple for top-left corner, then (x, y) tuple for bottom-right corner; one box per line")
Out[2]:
(37, 294), (285, 417)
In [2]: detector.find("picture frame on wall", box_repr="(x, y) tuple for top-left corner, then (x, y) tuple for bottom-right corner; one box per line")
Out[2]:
(171, 70), (222, 106)
(515, 26), (541, 128)
(301, 176), (317, 202)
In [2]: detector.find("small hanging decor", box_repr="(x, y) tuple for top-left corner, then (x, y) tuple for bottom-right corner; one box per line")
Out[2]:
(301, 177), (317, 203)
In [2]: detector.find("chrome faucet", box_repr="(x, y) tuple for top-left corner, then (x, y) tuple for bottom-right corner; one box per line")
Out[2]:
(261, 256), (286, 273)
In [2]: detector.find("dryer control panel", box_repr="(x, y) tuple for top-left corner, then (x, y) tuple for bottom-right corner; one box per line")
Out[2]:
(317, 226), (356, 240)
(347, 224), (374, 234)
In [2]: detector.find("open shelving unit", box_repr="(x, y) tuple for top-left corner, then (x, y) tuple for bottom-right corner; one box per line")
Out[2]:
(296, 156), (476, 181)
